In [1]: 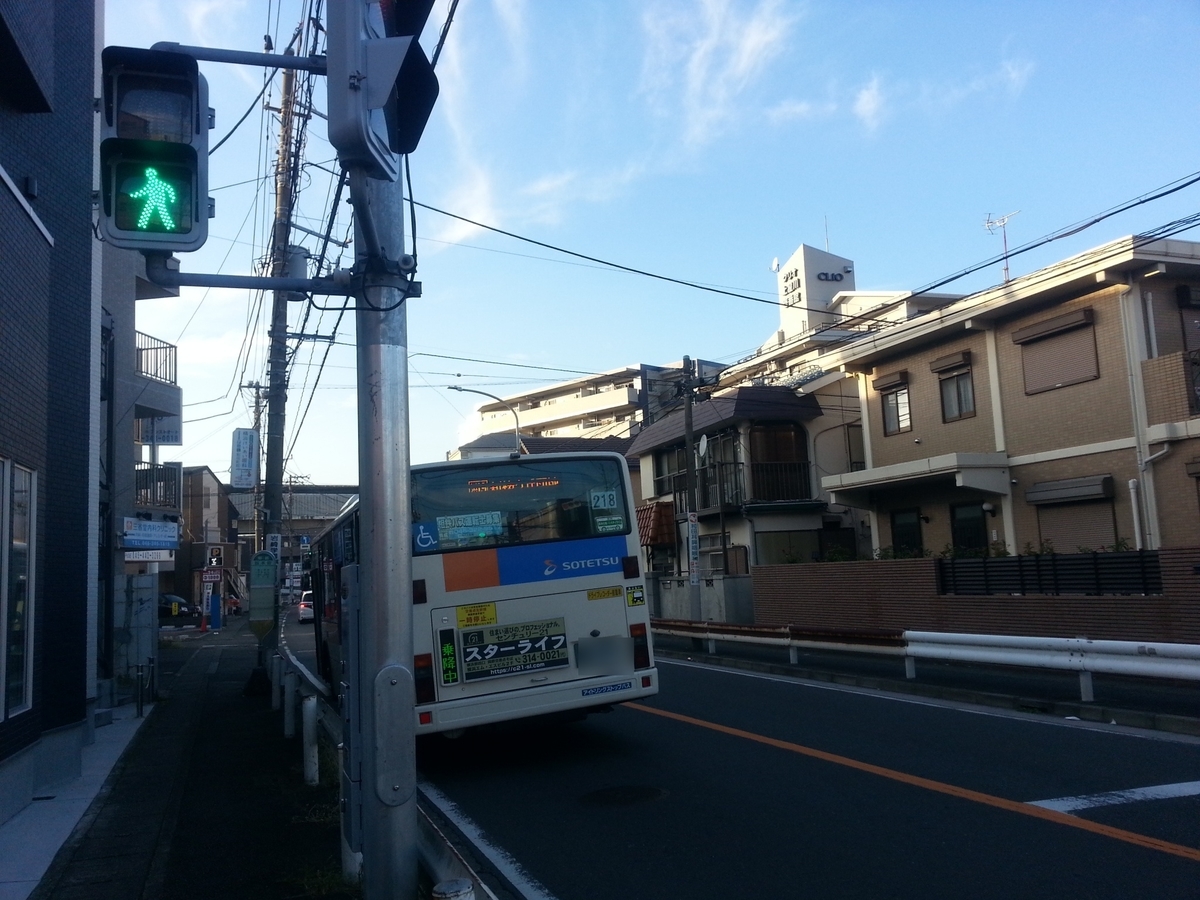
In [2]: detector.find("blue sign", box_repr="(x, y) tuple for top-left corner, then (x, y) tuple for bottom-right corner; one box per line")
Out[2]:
(413, 523), (440, 554)
(496, 535), (627, 586)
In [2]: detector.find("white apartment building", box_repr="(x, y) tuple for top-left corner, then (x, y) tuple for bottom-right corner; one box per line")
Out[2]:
(473, 361), (724, 442)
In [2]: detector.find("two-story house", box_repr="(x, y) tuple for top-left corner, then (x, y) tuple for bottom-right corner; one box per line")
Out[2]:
(821, 234), (1200, 557)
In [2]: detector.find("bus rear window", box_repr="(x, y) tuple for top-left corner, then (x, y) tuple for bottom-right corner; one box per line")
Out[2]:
(411, 458), (630, 554)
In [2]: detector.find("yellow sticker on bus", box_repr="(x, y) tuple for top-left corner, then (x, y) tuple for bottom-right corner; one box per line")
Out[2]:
(587, 586), (623, 601)
(456, 602), (498, 628)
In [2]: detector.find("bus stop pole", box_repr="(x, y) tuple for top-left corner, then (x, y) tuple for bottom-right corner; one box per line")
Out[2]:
(354, 167), (418, 899)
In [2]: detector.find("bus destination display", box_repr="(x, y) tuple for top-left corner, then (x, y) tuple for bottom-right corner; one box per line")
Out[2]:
(458, 617), (569, 681)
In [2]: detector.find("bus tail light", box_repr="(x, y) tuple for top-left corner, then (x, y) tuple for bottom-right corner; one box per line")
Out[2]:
(630, 622), (650, 669)
(622, 555), (640, 579)
(414, 653), (436, 704)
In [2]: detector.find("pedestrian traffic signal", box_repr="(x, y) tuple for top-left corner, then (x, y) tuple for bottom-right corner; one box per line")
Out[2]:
(326, 0), (438, 181)
(208, 546), (223, 568)
(99, 47), (212, 252)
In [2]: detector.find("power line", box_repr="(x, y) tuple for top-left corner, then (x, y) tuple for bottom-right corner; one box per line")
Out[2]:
(911, 169), (1200, 298)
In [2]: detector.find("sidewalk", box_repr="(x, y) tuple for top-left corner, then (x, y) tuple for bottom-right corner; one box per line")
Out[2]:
(16, 617), (356, 900)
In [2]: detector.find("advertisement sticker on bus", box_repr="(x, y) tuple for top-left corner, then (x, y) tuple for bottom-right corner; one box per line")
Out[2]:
(459, 617), (569, 681)
(587, 586), (623, 601)
(456, 603), (497, 628)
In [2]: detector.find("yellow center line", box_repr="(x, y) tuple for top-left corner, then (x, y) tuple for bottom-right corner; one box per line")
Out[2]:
(627, 702), (1200, 864)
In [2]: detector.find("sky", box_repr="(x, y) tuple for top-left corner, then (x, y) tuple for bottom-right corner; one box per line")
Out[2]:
(105, 0), (1200, 485)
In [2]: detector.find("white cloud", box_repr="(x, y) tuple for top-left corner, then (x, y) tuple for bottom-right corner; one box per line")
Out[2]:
(915, 58), (1036, 111)
(640, 0), (799, 146)
(767, 98), (836, 124)
(853, 76), (885, 131)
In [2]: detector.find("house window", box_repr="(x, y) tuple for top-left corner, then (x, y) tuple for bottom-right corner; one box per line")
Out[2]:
(950, 503), (988, 556)
(1013, 308), (1099, 395)
(881, 387), (911, 435)
(653, 444), (685, 498)
(890, 509), (923, 557)
(2, 461), (35, 717)
(939, 368), (975, 422)
(847, 425), (866, 471)
(749, 423), (810, 501)
(930, 351), (975, 423)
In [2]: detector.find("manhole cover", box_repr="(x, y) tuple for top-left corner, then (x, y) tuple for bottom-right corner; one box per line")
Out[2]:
(578, 785), (667, 807)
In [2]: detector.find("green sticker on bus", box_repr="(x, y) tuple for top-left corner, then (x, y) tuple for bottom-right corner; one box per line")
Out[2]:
(439, 628), (459, 685)
(594, 515), (625, 533)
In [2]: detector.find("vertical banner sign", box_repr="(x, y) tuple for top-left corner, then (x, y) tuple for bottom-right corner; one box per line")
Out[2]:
(230, 428), (260, 489)
(248, 550), (277, 641)
(687, 512), (700, 586)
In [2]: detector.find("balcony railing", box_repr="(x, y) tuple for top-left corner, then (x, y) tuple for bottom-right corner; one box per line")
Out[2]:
(667, 459), (812, 514)
(134, 461), (180, 509)
(747, 461), (811, 503)
(135, 331), (178, 385)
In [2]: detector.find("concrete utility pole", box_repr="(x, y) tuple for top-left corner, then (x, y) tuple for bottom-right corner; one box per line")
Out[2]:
(263, 50), (300, 645)
(682, 356), (702, 619)
(352, 169), (418, 898)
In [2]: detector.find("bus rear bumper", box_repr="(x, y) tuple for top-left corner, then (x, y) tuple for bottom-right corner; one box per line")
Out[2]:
(417, 668), (658, 734)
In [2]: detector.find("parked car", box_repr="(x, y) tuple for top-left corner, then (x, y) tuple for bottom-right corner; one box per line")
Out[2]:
(158, 594), (194, 617)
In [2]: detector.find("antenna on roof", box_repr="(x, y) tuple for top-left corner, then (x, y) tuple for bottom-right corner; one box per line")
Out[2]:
(984, 211), (1020, 283)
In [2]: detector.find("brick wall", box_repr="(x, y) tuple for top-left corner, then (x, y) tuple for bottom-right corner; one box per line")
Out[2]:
(1142, 353), (1192, 426)
(751, 547), (1200, 643)
(866, 331), (995, 468)
(0, 0), (95, 761)
(1000, 287), (1134, 457)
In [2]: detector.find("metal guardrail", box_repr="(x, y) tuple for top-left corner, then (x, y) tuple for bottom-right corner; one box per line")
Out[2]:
(905, 631), (1200, 702)
(276, 627), (498, 899)
(653, 619), (906, 662)
(652, 619), (1200, 702)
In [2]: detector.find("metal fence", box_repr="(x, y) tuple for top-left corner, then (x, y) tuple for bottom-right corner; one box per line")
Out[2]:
(135, 331), (178, 384)
(134, 461), (181, 508)
(936, 551), (1163, 596)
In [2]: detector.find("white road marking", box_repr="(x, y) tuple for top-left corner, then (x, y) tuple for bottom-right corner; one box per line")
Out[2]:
(1030, 780), (1200, 813)
(419, 781), (559, 900)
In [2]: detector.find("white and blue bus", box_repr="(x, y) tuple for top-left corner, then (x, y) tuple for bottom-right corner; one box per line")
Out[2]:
(311, 451), (658, 735)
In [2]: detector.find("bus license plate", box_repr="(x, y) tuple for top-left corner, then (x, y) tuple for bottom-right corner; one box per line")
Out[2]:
(459, 617), (570, 681)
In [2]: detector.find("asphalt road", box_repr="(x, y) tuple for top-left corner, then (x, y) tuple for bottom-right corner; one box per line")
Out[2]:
(418, 657), (1200, 900)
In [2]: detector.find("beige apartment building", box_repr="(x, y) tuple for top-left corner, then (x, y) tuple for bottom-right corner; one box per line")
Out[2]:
(821, 235), (1200, 557)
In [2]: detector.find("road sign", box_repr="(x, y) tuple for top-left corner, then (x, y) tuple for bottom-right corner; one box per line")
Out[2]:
(687, 512), (700, 586)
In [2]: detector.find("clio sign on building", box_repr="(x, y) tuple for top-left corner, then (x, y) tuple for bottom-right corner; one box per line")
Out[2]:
(775, 244), (856, 341)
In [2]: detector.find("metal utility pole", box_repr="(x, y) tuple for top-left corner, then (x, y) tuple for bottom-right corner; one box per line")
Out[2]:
(682, 356), (701, 619)
(263, 50), (300, 642)
(352, 169), (418, 897)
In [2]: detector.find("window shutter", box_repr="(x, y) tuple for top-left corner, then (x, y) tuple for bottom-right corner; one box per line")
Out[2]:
(1022, 326), (1098, 394)
(1037, 501), (1116, 552)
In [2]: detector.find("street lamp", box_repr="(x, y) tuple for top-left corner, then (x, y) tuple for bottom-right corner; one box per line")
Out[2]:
(447, 386), (522, 457)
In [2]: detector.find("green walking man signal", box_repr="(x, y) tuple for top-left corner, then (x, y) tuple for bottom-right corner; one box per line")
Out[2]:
(130, 167), (178, 230)
(99, 47), (212, 252)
